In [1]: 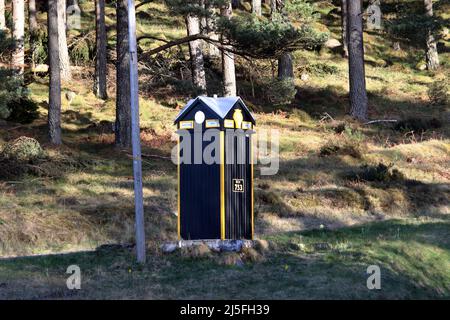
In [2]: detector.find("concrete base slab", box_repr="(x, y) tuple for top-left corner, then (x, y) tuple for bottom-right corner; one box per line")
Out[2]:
(161, 239), (254, 253)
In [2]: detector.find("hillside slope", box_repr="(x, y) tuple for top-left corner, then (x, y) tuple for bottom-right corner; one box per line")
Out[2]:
(0, 0), (448, 299)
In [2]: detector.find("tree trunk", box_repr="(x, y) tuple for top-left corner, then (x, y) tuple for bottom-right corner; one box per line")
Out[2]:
(276, 0), (293, 79)
(115, 0), (131, 148)
(347, 0), (368, 121)
(185, 12), (207, 94)
(12, 0), (25, 75)
(200, 0), (207, 36)
(252, 0), (262, 16)
(48, 0), (62, 145)
(29, 0), (38, 32)
(57, 0), (71, 81)
(278, 53), (294, 79)
(424, 0), (439, 70)
(94, 0), (108, 99)
(270, 0), (277, 16)
(205, 2), (220, 58)
(341, 0), (348, 57)
(0, 0), (5, 30)
(221, 1), (236, 97)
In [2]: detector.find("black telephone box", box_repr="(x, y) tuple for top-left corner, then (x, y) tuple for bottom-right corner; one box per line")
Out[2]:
(174, 96), (256, 240)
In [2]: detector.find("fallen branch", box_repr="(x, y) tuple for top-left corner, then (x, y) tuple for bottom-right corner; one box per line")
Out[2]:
(364, 120), (398, 125)
(124, 152), (171, 161)
(321, 112), (335, 122)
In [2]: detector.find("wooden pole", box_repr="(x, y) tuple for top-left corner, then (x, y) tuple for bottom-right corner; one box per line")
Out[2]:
(127, 0), (146, 264)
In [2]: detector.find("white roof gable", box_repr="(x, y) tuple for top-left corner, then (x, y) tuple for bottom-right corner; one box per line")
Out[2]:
(174, 96), (255, 124)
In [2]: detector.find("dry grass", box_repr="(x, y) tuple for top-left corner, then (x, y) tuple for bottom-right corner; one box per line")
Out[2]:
(0, 0), (448, 299)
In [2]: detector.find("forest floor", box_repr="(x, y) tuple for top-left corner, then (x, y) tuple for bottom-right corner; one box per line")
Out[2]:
(0, 1), (449, 299)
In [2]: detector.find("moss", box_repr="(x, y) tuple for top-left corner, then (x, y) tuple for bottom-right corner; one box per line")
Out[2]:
(1, 137), (43, 162)
(427, 77), (449, 106)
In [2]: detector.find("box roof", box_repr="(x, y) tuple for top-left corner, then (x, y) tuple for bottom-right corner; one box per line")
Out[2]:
(174, 96), (256, 124)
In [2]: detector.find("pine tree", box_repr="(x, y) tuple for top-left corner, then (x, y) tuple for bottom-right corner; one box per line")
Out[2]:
(0, 0), (5, 30)
(12, 0), (25, 75)
(424, 0), (439, 70)
(347, 0), (368, 121)
(29, 0), (38, 32)
(221, 1), (236, 96)
(185, 4), (207, 94)
(341, 0), (348, 57)
(252, 0), (262, 16)
(58, 0), (71, 81)
(48, 0), (62, 145)
(115, 0), (132, 148)
(94, 0), (108, 99)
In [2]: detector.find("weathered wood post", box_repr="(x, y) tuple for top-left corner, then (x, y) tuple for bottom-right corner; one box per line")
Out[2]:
(127, 0), (146, 263)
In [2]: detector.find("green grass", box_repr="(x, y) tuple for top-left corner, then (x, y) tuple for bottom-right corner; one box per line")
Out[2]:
(0, 218), (448, 299)
(0, 0), (449, 299)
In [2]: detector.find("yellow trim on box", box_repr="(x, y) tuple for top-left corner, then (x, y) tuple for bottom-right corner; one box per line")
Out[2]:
(205, 119), (220, 128)
(242, 121), (252, 130)
(220, 131), (225, 240)
(179, 120), (194, 129)
(224, 119), (234, 128)
(250, 135), (254, 240)
(177, 137), (181, 240)
(233, 109), (244, 129)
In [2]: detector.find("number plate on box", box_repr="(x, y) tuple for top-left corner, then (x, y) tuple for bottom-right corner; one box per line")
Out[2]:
(233, 179), (244, 192)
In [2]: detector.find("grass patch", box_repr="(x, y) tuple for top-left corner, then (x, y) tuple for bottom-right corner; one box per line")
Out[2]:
(0, 0), (449, 299)
(0, 219), (448, 299)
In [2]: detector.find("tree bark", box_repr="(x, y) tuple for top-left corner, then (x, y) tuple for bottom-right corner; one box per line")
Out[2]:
(115, 0), (131, 148)
(185, 12), (207, 94)
(221, 1), (236, 97)
(424, 0), (439, 70)
(94, 0), (108, 99)
(0, 0), (5, 30)
(57, 0), (71, 81)
(278, 53), (294, 79)
(205, 2), (220, 58)
(270, 0), (277, 16)
(252, 0), (262, 16)
(29, 0), (38, 32)
(48, 0), (62, 145)
(347, 0), (368, 121)
(276, 0), (293, 79)
(12, 0), (25, 75)
(341, 0), (348, 57)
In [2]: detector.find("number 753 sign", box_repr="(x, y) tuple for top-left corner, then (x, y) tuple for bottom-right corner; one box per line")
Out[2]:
(233, 179), (244, 192)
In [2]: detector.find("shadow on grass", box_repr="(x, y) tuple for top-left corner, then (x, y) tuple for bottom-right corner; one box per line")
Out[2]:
(255, 154), (449, 229)
(0, 219), (448, 299)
